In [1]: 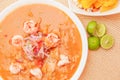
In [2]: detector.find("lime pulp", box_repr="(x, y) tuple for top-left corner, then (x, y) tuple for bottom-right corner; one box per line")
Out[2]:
(96, 23), (106, 37)
(100, 34), (114, 49)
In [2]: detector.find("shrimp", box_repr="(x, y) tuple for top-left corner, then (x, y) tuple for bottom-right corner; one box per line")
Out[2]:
(45, 33), (60, 48)
(23, 20), (38, 34)
(57, 54), (70, 67)
(9, 63), (23, 74)
(30, 68), (42, 79)
(11, 35), (24, 47)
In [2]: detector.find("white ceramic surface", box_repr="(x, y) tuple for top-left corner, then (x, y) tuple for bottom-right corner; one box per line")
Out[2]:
(68, 0), (120, 16)
(0, 0), (88, 80)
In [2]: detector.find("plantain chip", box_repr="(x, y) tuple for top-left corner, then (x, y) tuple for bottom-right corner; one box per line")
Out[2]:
(100, 0), (118, 12)
(80, 0), (97, 9)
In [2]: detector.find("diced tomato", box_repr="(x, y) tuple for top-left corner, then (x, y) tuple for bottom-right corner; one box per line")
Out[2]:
(37, 40), (43, 46)
(34, 58), (44, 68)
(33, 41), (43, 56)
(33, 47), (40, 56)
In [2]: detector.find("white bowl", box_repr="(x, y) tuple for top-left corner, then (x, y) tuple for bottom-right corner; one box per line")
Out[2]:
(0, 0), (88, 80)
(68, 0), (120, 16)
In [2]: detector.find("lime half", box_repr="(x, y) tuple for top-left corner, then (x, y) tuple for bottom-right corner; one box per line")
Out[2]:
(88, 36), (100, 50)
(100, 34), (114, 49)
(96, 23), (106, 37)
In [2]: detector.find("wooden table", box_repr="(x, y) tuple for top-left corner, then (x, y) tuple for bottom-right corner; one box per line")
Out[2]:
(0, 0), (120, 80)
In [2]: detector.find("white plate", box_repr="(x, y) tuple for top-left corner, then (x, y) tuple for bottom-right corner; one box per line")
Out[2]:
(68, 0), (120, 16)
(0, 0), (88, 80)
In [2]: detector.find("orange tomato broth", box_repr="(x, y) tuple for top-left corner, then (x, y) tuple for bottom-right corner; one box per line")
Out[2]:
(0, 4), (82, 80)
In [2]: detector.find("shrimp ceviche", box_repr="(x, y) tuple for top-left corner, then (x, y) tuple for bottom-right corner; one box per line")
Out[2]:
(73, 0), (118, 12)
(0, 4), (82, 80)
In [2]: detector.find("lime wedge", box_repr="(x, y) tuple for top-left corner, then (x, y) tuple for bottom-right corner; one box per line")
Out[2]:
(88, 36), (100, 50)
(96, 23), (106, 37)
(87, 21), (97, 35)
(100, 34), (114, 49)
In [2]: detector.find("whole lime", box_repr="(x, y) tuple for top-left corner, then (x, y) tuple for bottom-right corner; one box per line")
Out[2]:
(88, 36), (100, 50)
(87, 21), (97, 35)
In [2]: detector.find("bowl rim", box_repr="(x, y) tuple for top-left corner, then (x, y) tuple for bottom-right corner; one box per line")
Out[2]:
(0, 0), (88, 80)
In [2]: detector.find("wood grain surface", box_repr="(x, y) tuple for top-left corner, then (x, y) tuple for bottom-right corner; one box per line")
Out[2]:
(0, 0), (120, 80)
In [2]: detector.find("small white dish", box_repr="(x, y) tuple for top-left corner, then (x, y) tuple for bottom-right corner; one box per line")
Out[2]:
(68, 0), (120, 16)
